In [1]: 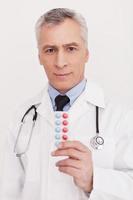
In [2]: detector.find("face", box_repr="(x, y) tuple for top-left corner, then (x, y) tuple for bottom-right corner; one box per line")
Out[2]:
(38, 18), (89, 93)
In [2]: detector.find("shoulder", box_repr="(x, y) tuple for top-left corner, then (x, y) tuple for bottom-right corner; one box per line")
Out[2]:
(9, 87), (48, 134)
(104, 95), (133, 116)
(16, 88), (45, 117)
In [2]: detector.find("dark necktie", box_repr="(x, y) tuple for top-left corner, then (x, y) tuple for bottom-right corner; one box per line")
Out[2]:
(55, 95), (70, 111)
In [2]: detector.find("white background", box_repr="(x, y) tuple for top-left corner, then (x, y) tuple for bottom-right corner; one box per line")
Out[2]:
(0, 0), (133, 174)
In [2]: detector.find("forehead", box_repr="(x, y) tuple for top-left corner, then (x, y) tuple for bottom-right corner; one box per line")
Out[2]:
(38, 18), (84, 46)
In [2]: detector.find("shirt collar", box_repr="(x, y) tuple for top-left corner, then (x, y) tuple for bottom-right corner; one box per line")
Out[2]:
(48, 79), (87, 107)
(37, 79), (105, 115)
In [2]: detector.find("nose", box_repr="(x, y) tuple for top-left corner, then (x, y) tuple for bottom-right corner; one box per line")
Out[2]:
(55, 50), (67, 68)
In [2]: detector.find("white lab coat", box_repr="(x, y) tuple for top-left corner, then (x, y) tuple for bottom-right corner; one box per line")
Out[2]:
(1, 80), (133, 200)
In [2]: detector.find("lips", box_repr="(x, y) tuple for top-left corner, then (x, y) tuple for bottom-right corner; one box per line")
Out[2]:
(54, 72), (72, 81)
(54, 72), (72, 76)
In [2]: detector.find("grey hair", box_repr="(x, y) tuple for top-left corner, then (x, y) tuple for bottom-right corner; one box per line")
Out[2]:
(35, 8), (88, 48)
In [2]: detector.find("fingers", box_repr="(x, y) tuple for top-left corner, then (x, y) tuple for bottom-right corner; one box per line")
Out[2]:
(51, 140), (91, 160)
(52, 148), (83, 160)
(56, 158), (82, 169)
(58, 166), (80, 179)
(57, 140), (89, 153)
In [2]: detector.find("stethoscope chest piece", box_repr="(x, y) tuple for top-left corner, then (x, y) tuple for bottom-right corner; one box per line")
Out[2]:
(90, 106), (104, 150)
(90, 135), (104, 150)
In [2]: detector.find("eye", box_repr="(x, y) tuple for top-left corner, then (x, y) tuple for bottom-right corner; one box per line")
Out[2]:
(67, 46), (77, 52)
(45, 48), (55, 54)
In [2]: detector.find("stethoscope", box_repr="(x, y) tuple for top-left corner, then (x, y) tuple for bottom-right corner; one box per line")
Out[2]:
(14, 105), (104, 157)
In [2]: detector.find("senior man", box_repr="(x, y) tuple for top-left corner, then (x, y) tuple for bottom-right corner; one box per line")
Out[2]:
(1, 8), (133, 200)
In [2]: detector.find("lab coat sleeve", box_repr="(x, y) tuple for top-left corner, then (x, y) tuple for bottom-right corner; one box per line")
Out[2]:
(90, 109), (133, 200)
(0, 126), (25, 200)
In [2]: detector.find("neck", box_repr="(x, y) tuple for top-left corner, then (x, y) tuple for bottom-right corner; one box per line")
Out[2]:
(51, 78), (85, 94)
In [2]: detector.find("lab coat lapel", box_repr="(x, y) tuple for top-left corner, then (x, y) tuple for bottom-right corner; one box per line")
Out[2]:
(69, 80), (105, 124)
(36, 85), (55, 127)
(68, 92), (91, 124)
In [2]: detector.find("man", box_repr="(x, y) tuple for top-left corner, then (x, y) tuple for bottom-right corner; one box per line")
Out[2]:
(0, 8), (133, 200)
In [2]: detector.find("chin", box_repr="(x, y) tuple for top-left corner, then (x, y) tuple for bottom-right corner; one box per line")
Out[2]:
(53, 82), (74, 93)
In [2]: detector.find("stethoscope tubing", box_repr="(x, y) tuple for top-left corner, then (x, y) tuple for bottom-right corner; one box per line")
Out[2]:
(14, 105), (103, 156)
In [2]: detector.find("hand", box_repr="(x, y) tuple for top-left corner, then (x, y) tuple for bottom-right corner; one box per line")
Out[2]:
(51, 140), (93, 193)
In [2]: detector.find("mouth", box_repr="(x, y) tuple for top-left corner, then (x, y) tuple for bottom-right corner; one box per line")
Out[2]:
(54, 72), (72, 81)
(54, 72), (72, 77)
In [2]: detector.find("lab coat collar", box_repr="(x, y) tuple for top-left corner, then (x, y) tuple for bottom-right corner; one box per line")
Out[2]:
(84, 80), (105, 108)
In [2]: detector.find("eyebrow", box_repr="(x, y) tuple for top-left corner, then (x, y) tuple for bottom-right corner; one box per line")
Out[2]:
(42, 42), (80, 50)
(63, 42), (80, 47)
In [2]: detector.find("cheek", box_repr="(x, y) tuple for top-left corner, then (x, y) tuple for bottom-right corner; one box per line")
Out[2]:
(39, 53), (55, 66)
(40, 57), (50, 66)
(40, 59), (54, 75)
(43, 65), (52, 77)
(71, 59), (85, 78)
(71, 51), (87, 65)
(71, 57), (86, 71)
